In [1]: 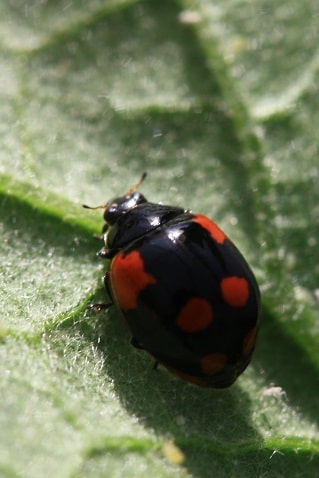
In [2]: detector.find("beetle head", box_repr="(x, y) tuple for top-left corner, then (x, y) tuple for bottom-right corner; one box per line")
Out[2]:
(83, 172), (147, 225)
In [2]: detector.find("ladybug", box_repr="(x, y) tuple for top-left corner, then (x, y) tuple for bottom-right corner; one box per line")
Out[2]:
(84, 173), (261, 388)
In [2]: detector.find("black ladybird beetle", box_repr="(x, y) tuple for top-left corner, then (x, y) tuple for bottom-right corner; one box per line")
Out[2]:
(84, 173), (261, 388)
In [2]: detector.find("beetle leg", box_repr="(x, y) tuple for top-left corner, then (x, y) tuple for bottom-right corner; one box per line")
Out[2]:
(93, 233), (104, 241)
(103, 272), (114, 300)
(98, 247), (111, 259)
(130, 339), (159, 370)
(88, 303), (113, 312)
(92, 223), (108, 242)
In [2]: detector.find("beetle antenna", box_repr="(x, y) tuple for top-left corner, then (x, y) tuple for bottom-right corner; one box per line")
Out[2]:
(127, 172), (147, 195)
(82, 203), (106, 210)
(83, 172), (147, 209)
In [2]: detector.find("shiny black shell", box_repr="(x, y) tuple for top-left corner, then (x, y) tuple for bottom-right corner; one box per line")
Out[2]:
(93, 188), (261, 389)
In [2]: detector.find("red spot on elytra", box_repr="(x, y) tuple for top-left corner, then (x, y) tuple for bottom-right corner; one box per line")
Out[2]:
(193, 214), (226, 244)
(110, 250), (156, 311)
(176, 297), (213, 333)
(200, 353), (227, 375)
(220, 276), (249, 307)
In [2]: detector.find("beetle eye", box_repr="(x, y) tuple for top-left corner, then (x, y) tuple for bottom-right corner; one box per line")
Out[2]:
(108, 203), (118, 213)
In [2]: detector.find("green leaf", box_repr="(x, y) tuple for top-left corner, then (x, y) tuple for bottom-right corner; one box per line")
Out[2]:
(1, 1), (319, 477)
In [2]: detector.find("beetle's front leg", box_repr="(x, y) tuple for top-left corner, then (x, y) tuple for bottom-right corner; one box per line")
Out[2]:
(88, 302), (113, 312)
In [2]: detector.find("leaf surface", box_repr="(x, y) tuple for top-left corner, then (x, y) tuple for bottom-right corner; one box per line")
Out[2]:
(1, 1), (319, 477)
